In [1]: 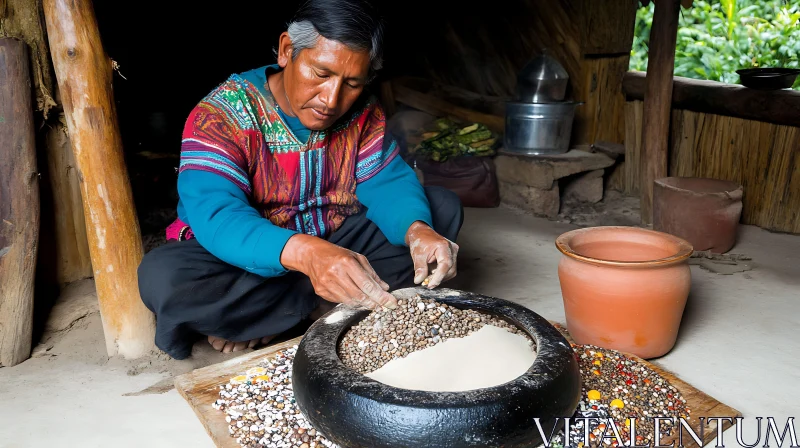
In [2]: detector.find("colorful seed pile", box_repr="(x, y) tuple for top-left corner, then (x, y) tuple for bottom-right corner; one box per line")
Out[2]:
(549, 401), (610, 448)
(337, 294), (533, 373)
(213, 304), (694, 448)
(570, 343), (692, 447)
(211, 347), (337, 448)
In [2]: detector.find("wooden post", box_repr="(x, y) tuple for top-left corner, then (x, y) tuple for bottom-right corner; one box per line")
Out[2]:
(0, 38), (40, 367)
(0, 0), (58, 117)
(43, 0), (155, 358)
(640, 0), (681, 224)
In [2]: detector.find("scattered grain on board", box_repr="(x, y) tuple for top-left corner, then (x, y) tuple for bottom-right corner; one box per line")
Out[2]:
(212, 297), (693, 448)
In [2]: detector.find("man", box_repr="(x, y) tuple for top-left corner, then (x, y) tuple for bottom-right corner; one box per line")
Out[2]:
(137, 0), (463, 359)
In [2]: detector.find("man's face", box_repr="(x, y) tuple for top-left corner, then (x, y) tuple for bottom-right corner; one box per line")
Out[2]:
(278, 33), (371, 131)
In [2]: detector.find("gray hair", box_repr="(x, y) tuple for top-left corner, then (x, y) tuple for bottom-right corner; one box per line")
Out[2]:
(278, 20), (383, 76)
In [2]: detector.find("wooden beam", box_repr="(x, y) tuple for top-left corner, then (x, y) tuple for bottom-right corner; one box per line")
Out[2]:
(0, 38), (40, 367)
(43, 0), (155, 358)
(624, 71), (800, 128)
(639, 0), (681, 225)
(393, 83), (505, 133)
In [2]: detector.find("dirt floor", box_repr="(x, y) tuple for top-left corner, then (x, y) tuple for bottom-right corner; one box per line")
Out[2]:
(1, 194), (798, 447)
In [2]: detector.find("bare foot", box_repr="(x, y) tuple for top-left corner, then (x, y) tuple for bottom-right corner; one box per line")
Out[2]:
(206, 301), (338, 354)
(208, 335), (275, 353)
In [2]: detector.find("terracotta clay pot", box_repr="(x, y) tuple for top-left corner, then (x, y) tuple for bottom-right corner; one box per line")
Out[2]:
(556, 227), (693, 359)
(653, 177), (743, 254)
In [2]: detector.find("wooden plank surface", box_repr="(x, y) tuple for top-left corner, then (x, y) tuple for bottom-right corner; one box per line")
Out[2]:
(176, 328), (739, 448)
(624, 71), (800, 128)
(174, 338), (303, 448)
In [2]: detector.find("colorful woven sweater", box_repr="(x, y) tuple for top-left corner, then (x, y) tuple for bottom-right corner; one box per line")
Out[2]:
(174, 65), (432, 277)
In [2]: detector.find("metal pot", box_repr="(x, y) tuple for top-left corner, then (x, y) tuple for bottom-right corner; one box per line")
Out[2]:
(503, 101), (582, 156)
(515, 51), (570, 103)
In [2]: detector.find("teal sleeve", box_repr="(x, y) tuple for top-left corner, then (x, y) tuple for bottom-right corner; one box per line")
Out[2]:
(177, 169), (298, 278)
(355, 156), (433, 246)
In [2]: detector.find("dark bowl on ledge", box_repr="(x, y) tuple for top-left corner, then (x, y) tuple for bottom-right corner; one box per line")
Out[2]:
(291, 287), (582, 448)
(737, 68), (800, 90)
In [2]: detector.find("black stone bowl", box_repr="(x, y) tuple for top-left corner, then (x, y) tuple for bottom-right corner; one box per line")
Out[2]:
(291, 287), (581, 448)
(737, 67), (800, 90)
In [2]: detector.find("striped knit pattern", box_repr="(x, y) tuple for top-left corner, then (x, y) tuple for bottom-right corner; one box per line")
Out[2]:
(178, 66), (397, 237)
(180, 139), (252, 194)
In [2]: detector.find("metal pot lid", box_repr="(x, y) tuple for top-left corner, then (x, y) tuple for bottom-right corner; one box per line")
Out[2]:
(518, 50), (569, 83)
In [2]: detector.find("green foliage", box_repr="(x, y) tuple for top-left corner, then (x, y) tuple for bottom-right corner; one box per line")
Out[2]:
(630, 0), (800, 89)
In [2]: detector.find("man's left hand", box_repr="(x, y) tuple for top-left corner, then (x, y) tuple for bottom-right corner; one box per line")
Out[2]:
(406, 221), (459, 289)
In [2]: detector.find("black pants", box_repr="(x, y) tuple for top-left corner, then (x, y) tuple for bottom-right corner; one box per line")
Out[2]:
(137, 186), (464, 359)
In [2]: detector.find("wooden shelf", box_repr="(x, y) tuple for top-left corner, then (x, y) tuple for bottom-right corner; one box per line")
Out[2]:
(624, 71), (800, 128)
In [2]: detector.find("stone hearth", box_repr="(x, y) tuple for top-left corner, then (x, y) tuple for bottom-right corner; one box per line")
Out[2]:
(495, 149), (617, 217)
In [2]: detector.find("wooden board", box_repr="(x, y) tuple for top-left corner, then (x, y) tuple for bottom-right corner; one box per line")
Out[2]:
(624, 71), (800, 129)
(550, 322), (740, 448)
(174, 338), (303, 448)
(175, 328), (739, 448)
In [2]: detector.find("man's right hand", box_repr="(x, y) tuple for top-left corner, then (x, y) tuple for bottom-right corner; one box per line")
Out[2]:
(280, 234), (397, 310)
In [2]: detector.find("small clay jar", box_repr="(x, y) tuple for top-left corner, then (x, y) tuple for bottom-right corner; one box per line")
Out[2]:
(653, 177), (743, 254)
(555, 226), (693, 359)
